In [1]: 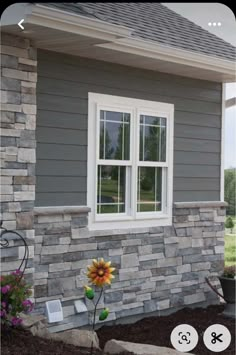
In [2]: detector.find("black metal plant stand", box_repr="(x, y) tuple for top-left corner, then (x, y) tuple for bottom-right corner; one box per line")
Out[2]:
(205, 277), (235, 318)
(0, 220), (29, 280)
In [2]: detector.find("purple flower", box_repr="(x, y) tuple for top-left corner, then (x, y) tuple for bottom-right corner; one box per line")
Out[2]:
(0, 310), (6, 318)
(1, 285), (11, 294)
(22, 299), (33, 313)
(11, 269), (22, 276)
(11, 317), (23, 326)
(1, 301), (7, 308)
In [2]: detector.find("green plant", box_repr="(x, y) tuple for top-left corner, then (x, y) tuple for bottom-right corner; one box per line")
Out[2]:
(224, 234), (236, 266)
(1, 270), (33, 327)
(225, 216), (235, 233)
(222, 265), (236, 279)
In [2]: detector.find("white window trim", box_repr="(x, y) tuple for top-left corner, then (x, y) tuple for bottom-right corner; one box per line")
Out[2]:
(87, 93), (174, 230)
(220, 83), (225, 202)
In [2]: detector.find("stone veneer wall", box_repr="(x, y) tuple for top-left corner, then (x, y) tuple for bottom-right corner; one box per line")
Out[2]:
(34, 202), (226, 333)
(0, 33), (37, 287)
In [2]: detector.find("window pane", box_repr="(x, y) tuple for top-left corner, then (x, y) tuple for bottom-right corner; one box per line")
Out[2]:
(97, 165), (126, 214)
(99, 111), (130, 160)
(137, 167), (162, 212)
(139, 115), (166, 162)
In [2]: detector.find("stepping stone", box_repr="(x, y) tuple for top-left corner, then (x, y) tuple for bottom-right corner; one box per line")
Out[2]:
(50, 329), (100, 350)
(104, 339), (192, 354)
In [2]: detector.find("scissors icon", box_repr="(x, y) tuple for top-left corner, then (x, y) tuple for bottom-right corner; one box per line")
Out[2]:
(211, 332), (223, 344)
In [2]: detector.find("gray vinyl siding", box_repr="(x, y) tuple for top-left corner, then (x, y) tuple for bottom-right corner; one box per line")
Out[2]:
(36, 50), (222, 206)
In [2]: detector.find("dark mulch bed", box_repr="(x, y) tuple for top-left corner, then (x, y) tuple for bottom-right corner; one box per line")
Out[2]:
(1, 327), (102, 355)
(1, 305), (235, 354)
(97, 305), (235, 354)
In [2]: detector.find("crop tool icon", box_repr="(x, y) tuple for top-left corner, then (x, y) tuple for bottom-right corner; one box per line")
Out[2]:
(178, 332), (191, 345)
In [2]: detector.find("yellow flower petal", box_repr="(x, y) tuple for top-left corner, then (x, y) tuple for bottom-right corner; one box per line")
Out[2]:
(105, 261), (111, 268)
(92, 259), (99, 267)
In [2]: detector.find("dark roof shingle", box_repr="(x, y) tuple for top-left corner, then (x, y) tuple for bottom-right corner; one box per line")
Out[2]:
(45, 2), (236, 61)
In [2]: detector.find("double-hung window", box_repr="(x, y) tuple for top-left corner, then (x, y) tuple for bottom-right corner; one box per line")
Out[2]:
(87, 93), (174, 230)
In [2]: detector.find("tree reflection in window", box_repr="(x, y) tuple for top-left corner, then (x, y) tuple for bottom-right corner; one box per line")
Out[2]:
(97, 165), (126, 214)
(99, 111), (130, 160)
(137, 167), (162, 212)
(139, 115), (166, 162)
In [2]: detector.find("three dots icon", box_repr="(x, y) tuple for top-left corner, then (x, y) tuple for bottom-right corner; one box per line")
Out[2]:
(208, 22), (221, 27)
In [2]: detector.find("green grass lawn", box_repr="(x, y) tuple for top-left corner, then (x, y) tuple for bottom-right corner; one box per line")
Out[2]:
(225, 233), (236, 266)
(224, 215), (236, 266)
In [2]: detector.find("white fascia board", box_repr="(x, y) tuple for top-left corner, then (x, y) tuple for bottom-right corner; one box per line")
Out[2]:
(95, 37), (236, 78)
(28, 4), (134, 40)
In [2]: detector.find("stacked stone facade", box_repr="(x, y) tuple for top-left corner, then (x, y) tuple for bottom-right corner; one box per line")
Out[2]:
(34, 202), (226, 332)
(0, 33), (37, 286)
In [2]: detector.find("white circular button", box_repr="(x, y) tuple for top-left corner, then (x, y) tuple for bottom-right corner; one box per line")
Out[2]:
(171, 324), (198, 352)
(203, 324), (231, 352)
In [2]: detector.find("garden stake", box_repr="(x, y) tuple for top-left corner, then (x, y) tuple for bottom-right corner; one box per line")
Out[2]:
(90, 287), (104, 355)
(84, 258), (115, 355)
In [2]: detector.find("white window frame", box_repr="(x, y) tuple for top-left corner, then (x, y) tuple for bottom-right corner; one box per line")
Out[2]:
(87, 93), (174, 230)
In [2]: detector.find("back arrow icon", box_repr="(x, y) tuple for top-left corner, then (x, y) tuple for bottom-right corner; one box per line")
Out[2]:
(18, 19), (24, 30)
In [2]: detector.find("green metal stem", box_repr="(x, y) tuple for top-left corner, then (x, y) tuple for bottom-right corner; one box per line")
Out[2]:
(90, 287), (103, 355)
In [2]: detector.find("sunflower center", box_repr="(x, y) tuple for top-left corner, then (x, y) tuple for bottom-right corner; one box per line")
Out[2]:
(98, 269), (104, 276)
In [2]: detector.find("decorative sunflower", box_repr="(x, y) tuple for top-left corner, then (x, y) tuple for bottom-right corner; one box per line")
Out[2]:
(87, 258), (115, 287)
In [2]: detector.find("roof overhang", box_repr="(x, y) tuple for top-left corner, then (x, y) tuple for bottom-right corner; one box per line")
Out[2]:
(1, 3), (235, 82)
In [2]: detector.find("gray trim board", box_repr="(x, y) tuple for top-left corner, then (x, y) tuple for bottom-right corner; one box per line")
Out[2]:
(34, 205), (91, 215)
(174, 201), (227, 208)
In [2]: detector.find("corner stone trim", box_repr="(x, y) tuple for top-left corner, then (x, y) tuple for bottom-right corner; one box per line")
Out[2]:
(1, 33), (37, 286)
(34, 203), (226, 332)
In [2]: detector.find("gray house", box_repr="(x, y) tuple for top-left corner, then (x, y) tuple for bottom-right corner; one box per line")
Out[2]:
(1, 3), (235, 331)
